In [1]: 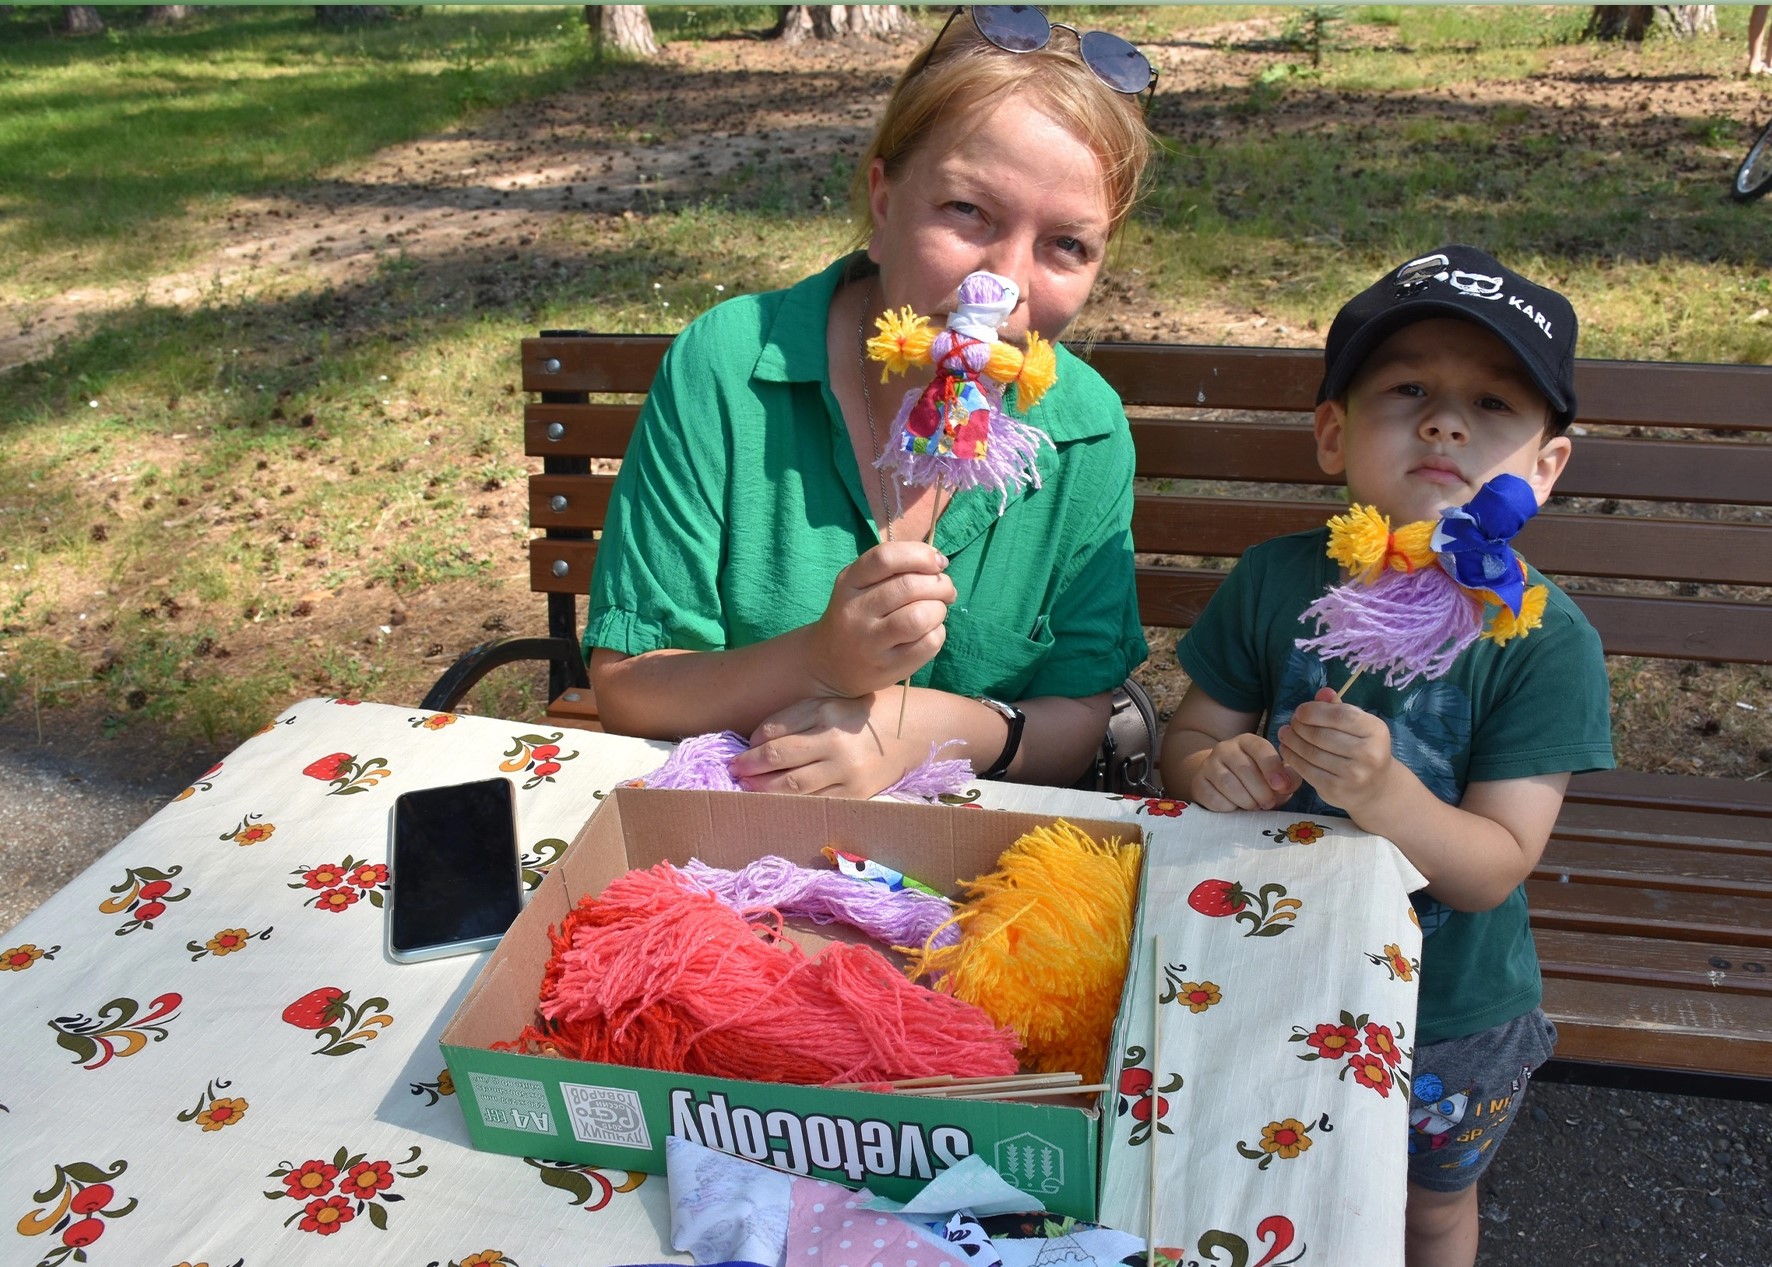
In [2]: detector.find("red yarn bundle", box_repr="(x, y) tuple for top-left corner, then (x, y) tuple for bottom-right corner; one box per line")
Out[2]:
(509, 863), (1020, 1086)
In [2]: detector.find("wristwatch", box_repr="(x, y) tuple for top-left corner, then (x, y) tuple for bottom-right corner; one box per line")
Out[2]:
(973, 696), (1026, 781)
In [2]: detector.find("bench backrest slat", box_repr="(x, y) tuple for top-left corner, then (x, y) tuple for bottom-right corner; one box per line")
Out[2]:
(1129, 419), (1772, 505)
(519, 335), (1772, 671)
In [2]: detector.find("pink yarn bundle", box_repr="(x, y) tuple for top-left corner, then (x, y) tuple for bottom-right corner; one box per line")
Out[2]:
(516, 863), (1019, 1086)
(677, 856), (961, 953)
(627, 731), (973, 800)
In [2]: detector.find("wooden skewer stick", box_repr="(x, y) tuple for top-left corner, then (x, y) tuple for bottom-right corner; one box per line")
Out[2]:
(896, 478), (952, 738)
(890, 1074), (1084, 1098)
(1333, 667), (1365, 701)
(1148, 933), (1163, 1265)
(945, 1083), (1110, 1102)
(830, 1070), (1080, 1094)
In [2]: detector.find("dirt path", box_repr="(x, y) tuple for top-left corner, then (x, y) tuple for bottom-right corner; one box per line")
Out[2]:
(8, 17), (1770, 375)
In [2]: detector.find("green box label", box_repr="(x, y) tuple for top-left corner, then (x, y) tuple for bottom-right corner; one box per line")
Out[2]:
(993, 1132), (1066, 1196)
(561, 1081), (653, 1149)
(467, 1072), (555, 1135)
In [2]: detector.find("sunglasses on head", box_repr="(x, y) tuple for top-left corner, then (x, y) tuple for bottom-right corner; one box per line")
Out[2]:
(922, 5), (1158, 99)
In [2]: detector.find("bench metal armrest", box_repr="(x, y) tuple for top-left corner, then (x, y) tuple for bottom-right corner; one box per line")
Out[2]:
(420, 636), (589, 713)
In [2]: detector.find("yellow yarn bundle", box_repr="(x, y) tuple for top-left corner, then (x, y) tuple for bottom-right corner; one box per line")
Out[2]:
(1324, 503), (1436, 583)
(905, 820), (1142, 1083)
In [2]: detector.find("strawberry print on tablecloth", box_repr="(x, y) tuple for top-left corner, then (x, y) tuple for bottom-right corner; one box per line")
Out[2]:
(301, 751), (392, 796)
(281, 986), (393, 1057)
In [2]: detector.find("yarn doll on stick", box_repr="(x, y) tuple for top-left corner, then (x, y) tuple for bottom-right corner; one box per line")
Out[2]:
(866, 269), (1059, 730)
(1299, 472), (1549, 695)
(868, 270), (1058, 518)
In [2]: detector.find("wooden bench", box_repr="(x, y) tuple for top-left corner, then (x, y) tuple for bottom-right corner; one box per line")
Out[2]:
(426, 331), (1772, 1101)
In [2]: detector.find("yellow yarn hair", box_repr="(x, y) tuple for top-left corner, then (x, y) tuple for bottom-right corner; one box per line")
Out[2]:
(1482, 579), (1547, 646)
(867, 307), (935, 379)
(1324, 504), (1437, 583)
(1011, 331), (1058, 409)
(905, 820), (1141, 1083)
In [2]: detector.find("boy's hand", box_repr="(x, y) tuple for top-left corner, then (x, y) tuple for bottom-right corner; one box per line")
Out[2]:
(1191, 733), (1302, 812)
(808, 542), (955, 698)
(1278, 687), (1398, 820)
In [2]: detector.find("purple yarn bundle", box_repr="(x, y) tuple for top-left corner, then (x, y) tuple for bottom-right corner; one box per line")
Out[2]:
(1298, 564), (1483, 688)
(675, 855), (961, 952)
(626, 732), (974, 801)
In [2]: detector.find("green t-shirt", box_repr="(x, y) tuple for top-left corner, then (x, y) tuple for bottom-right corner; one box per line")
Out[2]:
(1177, 528), (1614, 1044)
(587, 254), (1147, 702)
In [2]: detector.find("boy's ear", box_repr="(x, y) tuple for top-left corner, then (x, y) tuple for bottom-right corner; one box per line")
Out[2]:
(1526, 432), (1573, 506)
(1313, 400), (1348, 477)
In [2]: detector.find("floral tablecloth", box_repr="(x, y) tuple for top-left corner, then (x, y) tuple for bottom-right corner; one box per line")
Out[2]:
(1, 697), (1422, 1267)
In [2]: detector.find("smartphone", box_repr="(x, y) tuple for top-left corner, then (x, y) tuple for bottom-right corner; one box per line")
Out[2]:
(385, 777), (525, 963)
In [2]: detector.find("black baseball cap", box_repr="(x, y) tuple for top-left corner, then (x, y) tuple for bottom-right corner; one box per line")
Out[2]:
(1317, 245), (1579, 430)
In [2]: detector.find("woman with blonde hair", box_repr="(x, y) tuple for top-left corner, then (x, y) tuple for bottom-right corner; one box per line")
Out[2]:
(587, 6), (1157, 797)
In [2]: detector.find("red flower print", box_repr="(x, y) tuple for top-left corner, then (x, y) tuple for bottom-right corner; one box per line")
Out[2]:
(62, 1217), (105, 1247)
(1305, 1023), (1362, 1060)
(1364, 1023), (1403, 1067)
(315, 886), (360, 914)
(283, 987), (346, 1030)
(283, 1159), (339, 1199)
(134, 900), (167, 921)
(300, 1194), (355, 1235)
(533, 760), (562, 778)
(1187, 878), (1248, 918)
(530, 744), (560, 761)
(1139, 797), (1186, 817)
(302, 863), (346, 890)
(1118, 1067), (1152, 1097)
(1346, 1053), (1394, 1096)
(342, 1159), (395, 1198)
(138, 879), (172, 900)
(303, 753), (353, 781)
(347, 863), (388, 889)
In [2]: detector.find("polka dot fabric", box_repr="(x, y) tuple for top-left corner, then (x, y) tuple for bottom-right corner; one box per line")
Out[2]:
(786, 1177), (968, 1267)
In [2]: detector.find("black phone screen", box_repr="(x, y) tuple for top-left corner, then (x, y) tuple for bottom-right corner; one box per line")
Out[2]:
(389, 777), (523, 956)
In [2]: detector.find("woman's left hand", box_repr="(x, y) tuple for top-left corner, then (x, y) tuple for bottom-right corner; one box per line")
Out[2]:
(728, 693), (919, 799)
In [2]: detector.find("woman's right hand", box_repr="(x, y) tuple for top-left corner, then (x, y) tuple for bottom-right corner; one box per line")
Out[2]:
(808, 541), (955, 698)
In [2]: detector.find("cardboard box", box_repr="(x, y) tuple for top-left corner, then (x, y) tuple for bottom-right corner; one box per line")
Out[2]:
(440, 787), (1145, 1219)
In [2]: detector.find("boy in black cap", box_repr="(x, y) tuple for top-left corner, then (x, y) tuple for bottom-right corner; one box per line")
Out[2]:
(1159, 246), (1614, 1267)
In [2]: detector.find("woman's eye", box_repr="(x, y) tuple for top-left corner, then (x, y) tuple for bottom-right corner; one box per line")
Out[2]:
(948, 200), (980, 217)
(1055, 235), (1085, 257)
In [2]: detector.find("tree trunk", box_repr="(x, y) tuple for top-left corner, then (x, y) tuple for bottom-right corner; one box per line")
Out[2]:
(315, 6), (392, 28)
(1586, 6), (1715, 40)
(585, 6), (659, 58)
(772, 5), (913, 43)
(58, 5), (104, 34)
(143, 5), (194, 24)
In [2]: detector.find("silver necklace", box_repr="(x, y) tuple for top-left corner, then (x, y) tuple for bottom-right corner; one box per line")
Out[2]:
(856, 281), (895, 543)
